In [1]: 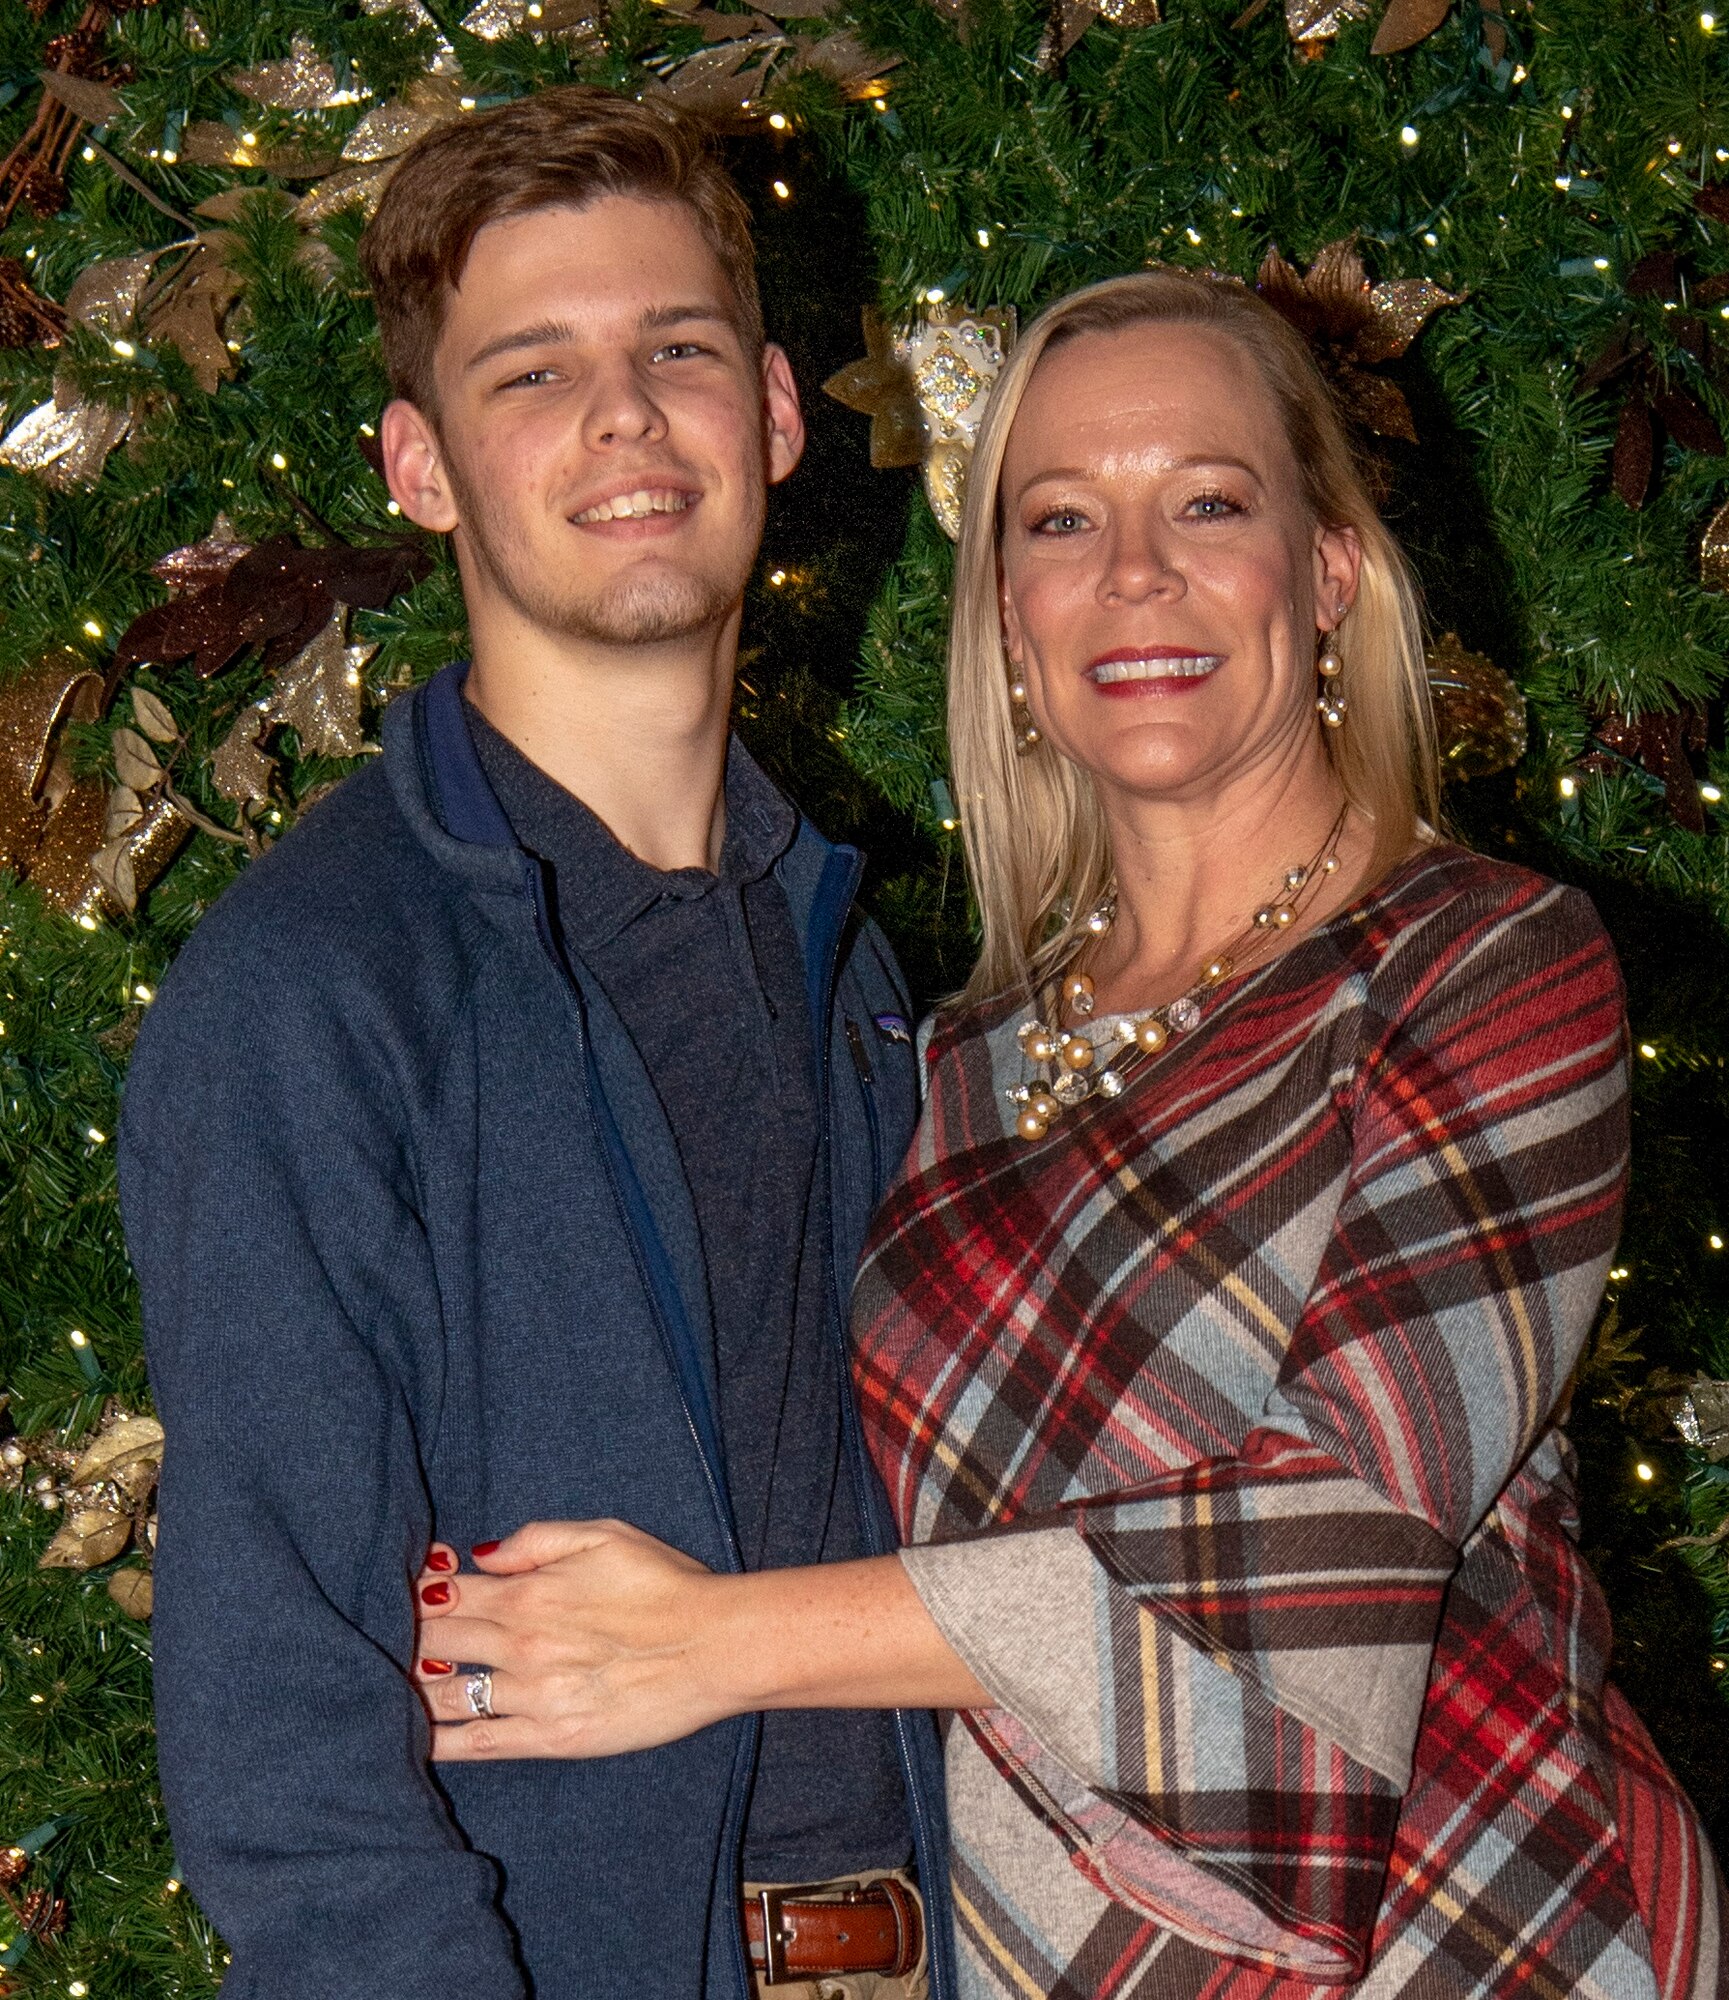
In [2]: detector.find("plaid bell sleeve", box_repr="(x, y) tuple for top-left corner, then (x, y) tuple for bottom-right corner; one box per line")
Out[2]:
(899, 882), (1629, 1979)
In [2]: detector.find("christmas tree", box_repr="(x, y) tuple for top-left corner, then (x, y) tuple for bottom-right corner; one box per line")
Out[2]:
(0, 0), (1727, 1984)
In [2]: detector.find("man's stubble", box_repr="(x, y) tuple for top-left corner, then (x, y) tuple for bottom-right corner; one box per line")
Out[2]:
(445, 448), (764, 649)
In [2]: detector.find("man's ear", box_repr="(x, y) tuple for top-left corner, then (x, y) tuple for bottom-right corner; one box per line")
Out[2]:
(381, 399), (460, 534)
(761, 343), (806, 487)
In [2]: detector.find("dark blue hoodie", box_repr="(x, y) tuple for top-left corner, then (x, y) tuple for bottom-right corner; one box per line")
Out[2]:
(118, 664), (954, 2000)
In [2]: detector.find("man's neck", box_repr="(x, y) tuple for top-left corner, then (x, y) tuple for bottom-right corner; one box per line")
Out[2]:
(462, 604), (741, 874)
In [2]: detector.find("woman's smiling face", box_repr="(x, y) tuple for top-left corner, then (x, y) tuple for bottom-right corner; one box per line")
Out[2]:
(998, 320), (1360, 810)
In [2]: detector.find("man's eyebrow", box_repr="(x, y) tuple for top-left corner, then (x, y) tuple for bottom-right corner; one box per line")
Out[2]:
(464, 319), (578, 372)
(465, 304), (736, 373)
(639, 303), (736, 334)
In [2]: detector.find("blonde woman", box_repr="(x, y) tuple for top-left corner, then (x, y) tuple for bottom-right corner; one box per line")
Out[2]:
(410, 272), (1721, 1998)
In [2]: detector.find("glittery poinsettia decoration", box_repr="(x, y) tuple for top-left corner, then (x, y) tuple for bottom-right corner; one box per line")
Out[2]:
(1580, 702), (1710, 834)
(1580, 249), (1726, 511)
(1235, 0), (1501, 59)
(1038, 0), (1160, 69)
(825, 304), (1016, 538)
(112, 527), (429, 680)
(1254, 240), (1463, 445)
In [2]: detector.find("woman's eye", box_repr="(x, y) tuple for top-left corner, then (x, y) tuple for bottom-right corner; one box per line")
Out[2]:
(1031, 507), (1090, 535)
(1186, 491), (1244, 520)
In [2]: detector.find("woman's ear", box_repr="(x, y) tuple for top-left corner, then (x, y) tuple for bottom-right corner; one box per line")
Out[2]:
(1000, 571), (1025, 666)
(1314, 523), (1363, 634)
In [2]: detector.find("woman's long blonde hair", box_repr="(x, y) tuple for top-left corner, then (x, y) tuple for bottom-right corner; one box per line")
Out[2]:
(949, 269), (1438, 1005)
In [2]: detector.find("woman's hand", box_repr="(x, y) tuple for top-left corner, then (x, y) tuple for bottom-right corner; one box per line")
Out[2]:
(413, 1527), (991, 1763)
(412, 1520), (730, 1761)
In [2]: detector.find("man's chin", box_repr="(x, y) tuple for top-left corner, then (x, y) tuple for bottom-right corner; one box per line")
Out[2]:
(571, 589), (724, 647)
(516, 572), (736, 648)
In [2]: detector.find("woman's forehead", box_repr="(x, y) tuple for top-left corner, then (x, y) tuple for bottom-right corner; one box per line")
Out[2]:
(1007, 323), (1292, 482)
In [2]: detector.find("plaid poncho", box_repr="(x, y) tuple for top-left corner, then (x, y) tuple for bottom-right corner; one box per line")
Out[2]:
(852, 847), (1723, 1998)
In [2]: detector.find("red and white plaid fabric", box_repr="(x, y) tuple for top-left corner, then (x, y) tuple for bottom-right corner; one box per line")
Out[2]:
(853, 847), (1724, 1997)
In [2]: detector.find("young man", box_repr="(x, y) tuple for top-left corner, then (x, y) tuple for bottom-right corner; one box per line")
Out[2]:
(119, 87), (951, 2000)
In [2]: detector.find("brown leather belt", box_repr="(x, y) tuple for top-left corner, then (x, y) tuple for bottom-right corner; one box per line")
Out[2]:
(742, 1879), (922, 1985)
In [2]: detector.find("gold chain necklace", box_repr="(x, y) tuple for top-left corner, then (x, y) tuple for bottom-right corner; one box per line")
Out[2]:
(1008, 804), (1351, 1142)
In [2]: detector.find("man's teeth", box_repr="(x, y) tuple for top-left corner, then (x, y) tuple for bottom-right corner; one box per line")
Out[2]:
(1089, 655), (1224, 683)
(575, 489), (693, 524)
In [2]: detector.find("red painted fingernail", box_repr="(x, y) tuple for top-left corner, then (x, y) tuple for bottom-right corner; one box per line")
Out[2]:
(471, 1540), (501, 1558)
(421, 1659), (454, 1676)
(425, 1549), (456, 1573)
(420, 1581), (451, 1606)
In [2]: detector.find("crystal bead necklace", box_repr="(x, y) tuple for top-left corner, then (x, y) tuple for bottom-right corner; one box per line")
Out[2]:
(1008, 804), (1351, 1142)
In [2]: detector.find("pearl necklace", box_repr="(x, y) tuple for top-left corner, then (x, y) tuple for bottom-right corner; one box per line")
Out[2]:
(1008, 805), (1351, 1142)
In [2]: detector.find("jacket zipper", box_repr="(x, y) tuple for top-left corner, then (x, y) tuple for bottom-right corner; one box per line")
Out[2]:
(810, 860), (951, 2000)
(520, 856), (758, 2000)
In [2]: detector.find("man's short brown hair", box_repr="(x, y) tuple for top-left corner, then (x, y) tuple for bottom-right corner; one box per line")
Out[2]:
(359, 85), (763, 414)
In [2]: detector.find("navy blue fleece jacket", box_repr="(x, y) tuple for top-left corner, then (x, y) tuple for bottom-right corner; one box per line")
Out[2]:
(117, 664), (954, 2000)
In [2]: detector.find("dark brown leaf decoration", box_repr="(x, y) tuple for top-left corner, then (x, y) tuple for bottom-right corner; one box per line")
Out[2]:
(1612, 393), (1656, 508)
(1254, 240), (1461, 446)
(114, 534), (432, 680)
(1594, 704), (1708, 832)
(1697, 185), (1729, 227)
(1583, 242), (1727, 507)
(1625, 250), (1681, 299)
(1369, 0), (1450, 53)
(1653, 389), (1724, 457)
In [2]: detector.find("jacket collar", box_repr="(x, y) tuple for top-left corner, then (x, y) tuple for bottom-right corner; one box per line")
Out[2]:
(383, 661), (861, 966)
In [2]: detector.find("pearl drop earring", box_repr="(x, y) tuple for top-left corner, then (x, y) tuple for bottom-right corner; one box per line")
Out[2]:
(1008, 672), (1041, 752)
(1316, 612), (1347, 730)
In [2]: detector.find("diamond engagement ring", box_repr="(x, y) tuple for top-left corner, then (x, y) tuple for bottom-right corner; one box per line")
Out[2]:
(464, 1669), (496, 1721)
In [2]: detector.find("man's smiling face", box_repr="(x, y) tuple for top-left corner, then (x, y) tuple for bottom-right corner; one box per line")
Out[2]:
(396, 192), (801, 648)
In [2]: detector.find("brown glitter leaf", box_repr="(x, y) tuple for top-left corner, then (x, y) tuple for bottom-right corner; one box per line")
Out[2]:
(36, 67), (124, 124)
(1370, 0), (1451, 52)
(1653, 389), (1724, 457)
(1612, 394), (1655, 508)
(1338, 367), (1417, 441)
(1358, 277), (1465, 363)
(1625, 250), (1680, 300)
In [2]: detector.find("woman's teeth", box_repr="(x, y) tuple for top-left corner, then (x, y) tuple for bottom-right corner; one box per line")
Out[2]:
(1088, 654), (1224, 683)
(574, 489), (693, 524)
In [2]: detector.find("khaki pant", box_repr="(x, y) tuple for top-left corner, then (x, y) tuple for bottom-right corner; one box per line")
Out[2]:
(742, 1869), (929, 2000)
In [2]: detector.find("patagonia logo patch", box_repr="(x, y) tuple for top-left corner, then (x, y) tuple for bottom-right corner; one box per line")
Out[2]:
(874, 1013), (912, 1045)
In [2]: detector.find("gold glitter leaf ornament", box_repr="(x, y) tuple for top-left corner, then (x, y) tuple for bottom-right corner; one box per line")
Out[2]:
(270, 610), (377, 760)
(38, 1408), (164, 1574)
(0, 392), (129, 489)
(229, 34), (348, 111)
(0, 658), (194, 921)
(822, 310), (925, 470)
(212, 606), (379, 810)
(825, 303), (1017, 538)
(1700, 493), (1729, 592)
(1425, 632), (1527, 781)
(298, 76), (467, 223)
(40, 1506), (131, 1570)
(459, 0), (604, 42)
